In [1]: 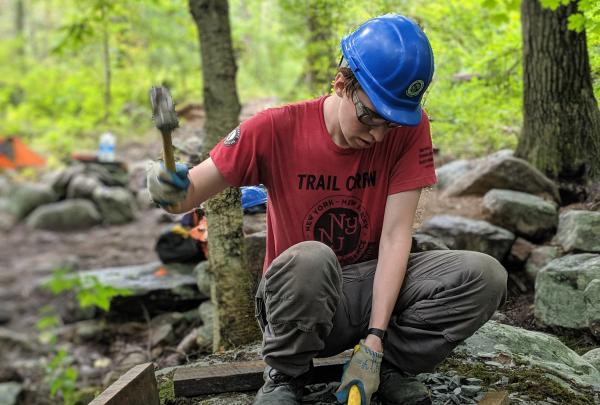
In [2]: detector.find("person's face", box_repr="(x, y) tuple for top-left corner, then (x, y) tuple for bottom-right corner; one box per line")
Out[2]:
(334, 75), (398, 149)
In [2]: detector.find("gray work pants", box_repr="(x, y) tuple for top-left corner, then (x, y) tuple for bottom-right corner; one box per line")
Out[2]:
(254, 241), (507, 377)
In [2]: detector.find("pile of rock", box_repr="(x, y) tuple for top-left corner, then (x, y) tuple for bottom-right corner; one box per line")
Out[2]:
(429, 150), (600, 338)
(0, 159), (153, 232)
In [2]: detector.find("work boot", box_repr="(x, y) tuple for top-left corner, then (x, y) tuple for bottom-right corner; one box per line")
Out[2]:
(252, 365), (311, 404)
(376, 361), (432, 405)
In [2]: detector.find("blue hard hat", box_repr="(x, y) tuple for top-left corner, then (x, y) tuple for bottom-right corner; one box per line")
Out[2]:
(241, 186), (267, 209)
(341, 14), (434, 126)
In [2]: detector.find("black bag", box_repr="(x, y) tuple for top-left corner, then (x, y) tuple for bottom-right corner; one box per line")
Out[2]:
(155, 231), (205, 264)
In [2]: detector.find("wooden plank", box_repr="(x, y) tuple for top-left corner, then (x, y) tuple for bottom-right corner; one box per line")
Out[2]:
(89, 363), (159, 405)
(478, 391), (510, 405)
(174, 353), (350, 397)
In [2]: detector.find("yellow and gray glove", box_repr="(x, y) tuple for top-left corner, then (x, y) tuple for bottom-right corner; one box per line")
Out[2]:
(335, 340), (383, 405)
(147, 161), (190, 208)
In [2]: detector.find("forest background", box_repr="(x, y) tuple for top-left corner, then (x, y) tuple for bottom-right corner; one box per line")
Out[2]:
(1, 0), (598, 166)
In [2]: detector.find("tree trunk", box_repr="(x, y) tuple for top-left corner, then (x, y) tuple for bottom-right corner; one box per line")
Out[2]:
(516, 0), (600, 185)
(14, 0), (25, 60)
(101, 5), (111, 122)
(189, 0), (260, 351)
(305, 1), (337, 95)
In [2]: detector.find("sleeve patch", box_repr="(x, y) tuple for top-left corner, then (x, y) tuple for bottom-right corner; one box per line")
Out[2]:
(224, 126), (241, 146)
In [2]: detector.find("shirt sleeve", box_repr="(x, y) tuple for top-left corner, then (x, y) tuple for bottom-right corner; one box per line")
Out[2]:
(388, 111), (437, 195)
(209, 110), (274, 187)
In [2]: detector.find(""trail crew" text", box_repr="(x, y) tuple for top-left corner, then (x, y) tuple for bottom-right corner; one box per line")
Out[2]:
(297, 172), (377, 191)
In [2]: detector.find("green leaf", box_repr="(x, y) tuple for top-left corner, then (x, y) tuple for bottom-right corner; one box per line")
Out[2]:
(491, 12), (510, 24)
(482, 0), (497, 9)
(36, 315), (60, 331)
(540, 0), (561, 10)
(567, 13), (586, 32)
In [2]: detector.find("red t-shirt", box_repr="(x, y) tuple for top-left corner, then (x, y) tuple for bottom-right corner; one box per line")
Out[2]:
(209, 96), (436, 272)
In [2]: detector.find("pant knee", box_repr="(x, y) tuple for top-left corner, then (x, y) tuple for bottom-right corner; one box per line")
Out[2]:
(264, 241), (342, 329)
(462, 251), (508, 308)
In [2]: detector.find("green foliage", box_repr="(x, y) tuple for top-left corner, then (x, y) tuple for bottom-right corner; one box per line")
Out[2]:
(44, 267), (133, 311)
(35, 267), (133, 403)
(0, 0), (598, 161)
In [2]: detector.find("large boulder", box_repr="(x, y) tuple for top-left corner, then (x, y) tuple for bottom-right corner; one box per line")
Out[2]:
(435, 159), (475, 190)
(584, 279), (600, 337)
(524, 245), (562, 282)
(419, 215), (515, 261)
(0, 382), (22, 405)
(535, 254), (600, 329)
(582, 348), (600, 372)
(7, 183), (58, 220)
(444, 155), (560, 202)
(25, 199), (102, 231)
(482, 189), (558, 241)
(456, 321), (600, 389)
(411, 233), (449, 253)
(92, 186), (136, 225)
(555, 210), (600, 253)
(66, 174), (102, 199)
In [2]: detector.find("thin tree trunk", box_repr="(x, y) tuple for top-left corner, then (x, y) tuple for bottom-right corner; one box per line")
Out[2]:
(15, 0), (25, 63)
(189, 0), (260, 351)
(306, 1), (336, 95)
(516, 0), (600, 185)
(101, 5), (111, 122)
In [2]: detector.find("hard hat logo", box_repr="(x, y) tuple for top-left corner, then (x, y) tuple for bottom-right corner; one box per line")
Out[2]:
(406, 80), (425, 97)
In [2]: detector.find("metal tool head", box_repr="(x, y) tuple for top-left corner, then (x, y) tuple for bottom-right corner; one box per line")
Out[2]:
(150, 86), (179, 133)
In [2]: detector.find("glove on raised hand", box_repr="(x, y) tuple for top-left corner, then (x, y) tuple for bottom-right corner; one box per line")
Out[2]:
(147, 161), (190, 208)
(335, 340), (383, 405)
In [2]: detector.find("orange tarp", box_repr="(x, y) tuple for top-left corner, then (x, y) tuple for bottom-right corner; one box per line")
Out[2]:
(0, 137), (45, 169)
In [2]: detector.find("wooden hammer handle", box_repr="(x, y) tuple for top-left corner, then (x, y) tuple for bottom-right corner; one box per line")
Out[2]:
(161, 131), (176, 172)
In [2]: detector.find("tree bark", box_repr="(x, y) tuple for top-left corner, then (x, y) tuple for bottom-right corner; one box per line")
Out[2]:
(516, 0), (600, 184)
(189, 0), (260, 351)
(305, 1), (337, 95)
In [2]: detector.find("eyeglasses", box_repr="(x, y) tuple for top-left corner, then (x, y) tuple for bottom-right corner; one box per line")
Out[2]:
(351, 90), (401, 128)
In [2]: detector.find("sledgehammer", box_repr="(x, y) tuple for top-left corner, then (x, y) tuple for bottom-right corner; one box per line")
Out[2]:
(149, 86), (178, 172)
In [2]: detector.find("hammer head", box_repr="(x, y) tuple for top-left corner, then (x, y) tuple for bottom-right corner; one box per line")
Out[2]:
(149, 86), (179, 133)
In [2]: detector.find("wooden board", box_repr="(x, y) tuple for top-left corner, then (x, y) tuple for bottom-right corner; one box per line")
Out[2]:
(478, 391), (510, 405)
(89, 363), (159, 405)
(174, 353), (350, 397)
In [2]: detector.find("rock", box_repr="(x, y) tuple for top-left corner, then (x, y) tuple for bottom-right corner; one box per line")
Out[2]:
(65, 174), (102, 199)
(525, 245), (562, 283)
(150, 323), (175, 347)
(136, 188), (155, 211)
(0, 328), (33, 354)
(411, 233), (450, 252)
(7, 183), (58, 220)
(535, 254), (600, 328)
(555, 210), (600, 253)
(92, 186), (136, 225)
(584, 279), (600, 337)
(243, 212), (266, 235)
(25, 199), (102, 231)
(482, 189), (558, 241)
(457, 321), (600, 388)
(0, 308), (11, 325)
(420, 215), (515, 261)
(435, 159), (475, 190)
(444, 155), (560, 202)
(127, 160), (150, 193)
(244, 230), (266, 291)
(0, 382), (22, 405)
(0, 176), (12, 197)
(46, 165), (85, 198)
(194, 261), (211, 297)
(581, 348), (600, 371)
(505, 237), (536, 270)
(196, 301), (214, 352)
(0, 198), (17, 232)
(77, 262), (204, 317)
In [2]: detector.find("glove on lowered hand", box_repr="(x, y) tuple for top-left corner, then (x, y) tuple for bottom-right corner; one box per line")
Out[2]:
(335, 339), (383, 405)
(147, 161), (190, 208)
